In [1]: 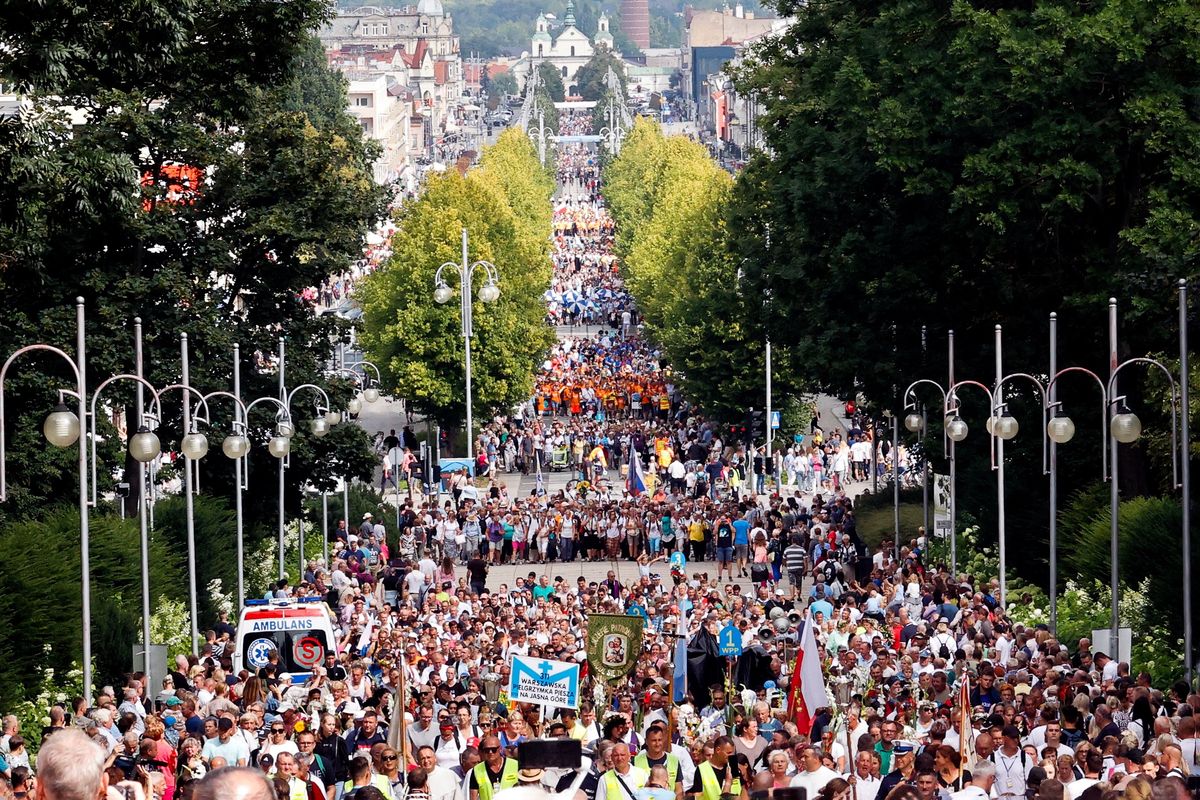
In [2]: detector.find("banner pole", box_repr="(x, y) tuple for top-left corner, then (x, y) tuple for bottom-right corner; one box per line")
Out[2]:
(399, 660), (411, 766)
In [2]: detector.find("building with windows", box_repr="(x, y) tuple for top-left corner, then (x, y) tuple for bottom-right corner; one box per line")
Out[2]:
(682, 5), (777, 118)
(319, 3), (466, 172)
(513, 0), (619, 96)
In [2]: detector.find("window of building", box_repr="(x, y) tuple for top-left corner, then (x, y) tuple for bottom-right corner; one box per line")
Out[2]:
(570, 45), (576, 56)
(537, 44), (544, 56)
(561, 66), (568, 77)
(353, 96), (371, 107)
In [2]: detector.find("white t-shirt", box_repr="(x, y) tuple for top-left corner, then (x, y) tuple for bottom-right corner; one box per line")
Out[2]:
(790, 766), (839, 797)
(1066, 778), (1099, 800)
(949, 786), (989, 800)
(854, 775), (882, 799)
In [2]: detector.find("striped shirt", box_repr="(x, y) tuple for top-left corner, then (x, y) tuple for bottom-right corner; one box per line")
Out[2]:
(783, 544), (807, 573)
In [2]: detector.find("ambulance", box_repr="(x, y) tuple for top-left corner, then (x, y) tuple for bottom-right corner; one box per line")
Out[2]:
(233, 597), (337, 684)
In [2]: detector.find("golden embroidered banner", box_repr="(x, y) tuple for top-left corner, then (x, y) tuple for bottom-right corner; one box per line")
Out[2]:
(586, 613), (644, 684)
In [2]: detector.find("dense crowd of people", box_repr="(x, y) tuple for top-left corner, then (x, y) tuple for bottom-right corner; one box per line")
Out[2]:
(4, 127), (1196, 800)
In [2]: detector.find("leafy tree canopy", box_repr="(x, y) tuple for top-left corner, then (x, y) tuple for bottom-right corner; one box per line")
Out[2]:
(604, 118), (797, 421)
(538, 61), (567, 102)
(358, 133), (555, 434)
(730, 0), (1200, 408)
(574, 44), (627, 102)
(489, 70), (519, 99)
(0, 8), (389, 525)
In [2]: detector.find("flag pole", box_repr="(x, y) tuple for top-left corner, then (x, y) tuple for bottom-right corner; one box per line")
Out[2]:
(666, 667), (676, 745)
(399, 659), (411, 766)
(957, 676), (969, 791)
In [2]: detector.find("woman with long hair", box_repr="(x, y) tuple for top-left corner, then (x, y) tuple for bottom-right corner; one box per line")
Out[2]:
(934, 744), (971, 788)
(240, 676), (265, 710)
(818, 778), (853, 800)
(1128, 696), (1156, 748)
(315, 711), (351, 784)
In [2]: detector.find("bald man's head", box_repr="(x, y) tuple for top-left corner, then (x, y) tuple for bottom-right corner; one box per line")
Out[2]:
(194, 767), (274, 800)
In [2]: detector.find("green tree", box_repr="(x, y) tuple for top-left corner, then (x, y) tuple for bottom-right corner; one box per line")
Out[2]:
(603, 118), (800, 422)
(574, 45), (627, 101)
(490, 71), (519, 98)
(0, 16), (388, 527)
(726, 0), (1200, 587)
(538, 61), (567, 103)
(730, 0), (1200, 408)
(358, 136), (555, 440)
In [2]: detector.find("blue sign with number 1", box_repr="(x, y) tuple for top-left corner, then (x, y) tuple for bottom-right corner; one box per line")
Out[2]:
(718, 623), (743, 657)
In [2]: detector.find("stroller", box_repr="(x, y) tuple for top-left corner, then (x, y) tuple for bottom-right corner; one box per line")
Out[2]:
(550, 445), (569, 471)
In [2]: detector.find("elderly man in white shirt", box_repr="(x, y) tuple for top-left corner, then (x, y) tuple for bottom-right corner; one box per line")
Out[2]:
(419, 745), (461, 800)
(790, 745), (839, 797)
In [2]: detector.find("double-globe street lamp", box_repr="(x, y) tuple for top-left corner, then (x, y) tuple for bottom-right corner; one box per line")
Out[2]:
(434, 227), (501, 466)
(332, 356), (392, 544)
(274, 338), (337, 581)
(0, 299), (356, 700)
(1, 298), (92, 700)
(903, 375), (999, 582)
(902, 284), (1191, 678)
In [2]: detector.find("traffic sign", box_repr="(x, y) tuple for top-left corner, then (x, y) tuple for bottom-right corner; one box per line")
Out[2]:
(292, 635), (325, 669)
(771, 411), (781, 430)
(718, 622), (743, 657)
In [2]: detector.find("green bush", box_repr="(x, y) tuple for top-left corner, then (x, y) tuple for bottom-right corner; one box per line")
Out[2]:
(0, 508), (184, 709)
(1059, 485), (1195, 656)
(153, 494), (269, 627)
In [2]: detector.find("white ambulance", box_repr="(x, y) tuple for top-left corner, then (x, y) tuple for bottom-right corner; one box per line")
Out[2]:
(233, 597), (337, 684)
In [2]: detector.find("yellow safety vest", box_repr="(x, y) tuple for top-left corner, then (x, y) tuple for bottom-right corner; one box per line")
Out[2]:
(342, 774), (393, 799)
(604, 766), (650, 800)
(474, 758), (520, 800)
(633, 752), (680, 788)
(697, 761), (741, 800)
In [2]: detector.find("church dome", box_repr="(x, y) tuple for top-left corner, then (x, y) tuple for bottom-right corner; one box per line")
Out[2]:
(416, 0), (444, 16)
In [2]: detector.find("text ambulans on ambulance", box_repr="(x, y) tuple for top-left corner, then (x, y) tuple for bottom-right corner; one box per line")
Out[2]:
(234, 597), (336, 683)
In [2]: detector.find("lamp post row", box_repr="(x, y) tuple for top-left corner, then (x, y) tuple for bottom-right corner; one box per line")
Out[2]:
(0, 301), (387, 704)
(900, 282), (1191, 681)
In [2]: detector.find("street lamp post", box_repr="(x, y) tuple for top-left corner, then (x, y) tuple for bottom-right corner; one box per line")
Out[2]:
(132, 318), (154, 685)
(274, 338), (335, 580)
(0, 298), (92, 701)
(528, 104), (554, 167)
(434, 227), (501, 465)
(222, 343), (301, 608)
(89, 364), (164, 675)
(1106, 350), (1184, 664)
(904, 376), (998, 579)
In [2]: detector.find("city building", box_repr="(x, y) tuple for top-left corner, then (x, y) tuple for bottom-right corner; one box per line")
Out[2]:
(345, 74), (414, 183)
(682, 5), (777, 118)
(320, 3), (468, 172)
(698, 17), (790, 164)
(513, 0), (619, 95)
(620, 0), (650, 50)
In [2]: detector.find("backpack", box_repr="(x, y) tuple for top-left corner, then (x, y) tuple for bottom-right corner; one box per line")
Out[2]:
(935, 635), (953, 660)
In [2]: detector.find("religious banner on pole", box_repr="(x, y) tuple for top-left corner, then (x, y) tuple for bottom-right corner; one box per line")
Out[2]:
(509, 655), (581, 709)
(933, 473), (951, 538)
(586, 613), (644, 684)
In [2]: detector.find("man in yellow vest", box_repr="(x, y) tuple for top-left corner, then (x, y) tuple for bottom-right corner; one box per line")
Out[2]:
(273, 752), (309, 800)
(342, 751), (397, 799)
(687, 737), (745, 800)
(596, 742), (650, 800)
(469, 734), (520, 800)
(633, 725), (682, 800)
